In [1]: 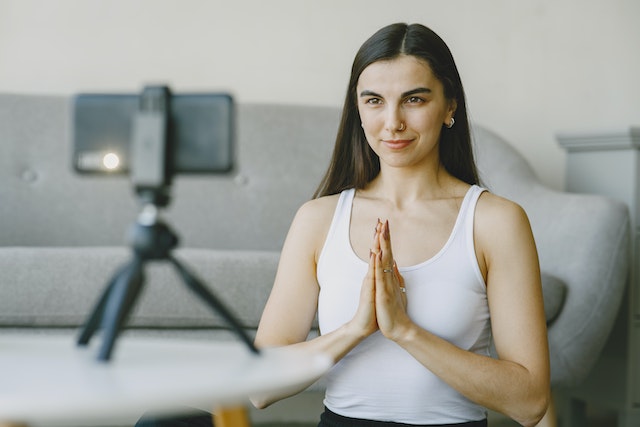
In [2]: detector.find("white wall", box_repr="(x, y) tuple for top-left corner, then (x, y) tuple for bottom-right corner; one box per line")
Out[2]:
(1, 0), (638, 190)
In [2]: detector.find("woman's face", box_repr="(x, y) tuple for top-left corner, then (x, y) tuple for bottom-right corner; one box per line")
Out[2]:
(356, 55), (456, 170)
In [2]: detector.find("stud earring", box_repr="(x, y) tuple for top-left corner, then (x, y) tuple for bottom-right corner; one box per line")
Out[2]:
(446, 117), (455, 129)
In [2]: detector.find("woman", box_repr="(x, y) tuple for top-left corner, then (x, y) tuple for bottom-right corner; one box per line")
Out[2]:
(253, 23), (550, 426)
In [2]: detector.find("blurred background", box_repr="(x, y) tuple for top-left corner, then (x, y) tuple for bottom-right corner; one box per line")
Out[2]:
(0, 0), (638, 191)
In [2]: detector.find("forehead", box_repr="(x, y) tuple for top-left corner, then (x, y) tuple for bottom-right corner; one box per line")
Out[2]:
(357, 55), (441, 93)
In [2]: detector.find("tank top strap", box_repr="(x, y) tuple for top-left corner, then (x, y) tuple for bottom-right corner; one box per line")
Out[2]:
(427, 184), (486, 254)
(461, 185), (486, 233)
(318, 188), (356, 266)
(460, 185), (487, 285)
(463, 185), (486, 223)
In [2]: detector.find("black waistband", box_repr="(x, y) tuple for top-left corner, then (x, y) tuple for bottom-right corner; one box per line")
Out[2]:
(318, 407), (488, 427)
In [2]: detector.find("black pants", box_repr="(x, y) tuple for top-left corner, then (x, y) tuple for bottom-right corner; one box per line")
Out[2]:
(318, 407), (487, 427)
(134, 407), (488, 427)
(134, 408), (213, 427)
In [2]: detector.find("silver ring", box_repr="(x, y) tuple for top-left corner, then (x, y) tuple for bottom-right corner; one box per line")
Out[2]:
(400, 287), (406, 293)
(383, 269), (393, 273)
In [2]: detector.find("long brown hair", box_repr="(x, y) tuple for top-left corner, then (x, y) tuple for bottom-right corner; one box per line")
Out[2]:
(313, 23), (478, 198)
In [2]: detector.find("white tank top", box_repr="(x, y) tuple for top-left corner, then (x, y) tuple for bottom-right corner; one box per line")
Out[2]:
(317, 185), (490, 424)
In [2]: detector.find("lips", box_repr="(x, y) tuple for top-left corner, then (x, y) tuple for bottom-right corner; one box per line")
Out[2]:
(383, 139), (413, 150)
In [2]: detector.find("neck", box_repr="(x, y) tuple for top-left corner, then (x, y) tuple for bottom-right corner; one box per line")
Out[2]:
(366, 162), (459, 207)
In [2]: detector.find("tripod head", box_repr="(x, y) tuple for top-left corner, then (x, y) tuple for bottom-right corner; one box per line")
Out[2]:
(129, 204), (178, 260)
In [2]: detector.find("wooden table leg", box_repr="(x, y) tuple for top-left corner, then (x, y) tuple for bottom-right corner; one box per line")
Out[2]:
(213, 406), (250, 427)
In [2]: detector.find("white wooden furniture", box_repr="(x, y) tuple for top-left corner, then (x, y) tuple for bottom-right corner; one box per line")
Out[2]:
(558, 127), (640, 426)
(0, 333), (331, 426)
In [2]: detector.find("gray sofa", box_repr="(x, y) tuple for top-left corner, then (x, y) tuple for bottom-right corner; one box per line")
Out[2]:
(0, 93), (630, 423)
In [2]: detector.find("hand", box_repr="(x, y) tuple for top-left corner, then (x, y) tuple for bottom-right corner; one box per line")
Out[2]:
(374, 220), (410, 341)
(347, 225), (381, 339)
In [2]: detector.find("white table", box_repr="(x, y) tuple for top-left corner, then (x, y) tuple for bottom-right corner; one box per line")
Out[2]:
(0, 333), (331, 426)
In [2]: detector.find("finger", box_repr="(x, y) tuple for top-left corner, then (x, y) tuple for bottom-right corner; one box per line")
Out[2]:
(394, 262), (407, 305)
(394, 262), (405, 288)
(379, 220), (394, 269)
(367, 245), (376, 275)
(374, 217), (382, 237)
(362, 249), (376, 301)
(375, 250), (394, 292)
(371, 219), (382, 256)
(374, 248), (384, 282)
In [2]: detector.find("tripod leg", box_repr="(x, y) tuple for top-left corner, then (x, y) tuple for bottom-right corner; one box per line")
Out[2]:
(98, 258), (145, 361)
(168, 256), (259, 354)
(77, 263), (131, 346)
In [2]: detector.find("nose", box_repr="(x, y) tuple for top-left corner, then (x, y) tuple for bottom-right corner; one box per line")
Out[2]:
(384, 106), (405, 132)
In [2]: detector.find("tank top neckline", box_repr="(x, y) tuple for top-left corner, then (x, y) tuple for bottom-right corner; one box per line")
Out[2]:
(344, 185), (481, 272)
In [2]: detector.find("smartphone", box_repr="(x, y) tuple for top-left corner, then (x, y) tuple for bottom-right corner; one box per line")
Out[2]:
(72, 92), (233, 174)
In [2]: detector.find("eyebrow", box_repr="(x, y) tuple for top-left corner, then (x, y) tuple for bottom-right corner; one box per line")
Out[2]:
(359, 87), (432, 98)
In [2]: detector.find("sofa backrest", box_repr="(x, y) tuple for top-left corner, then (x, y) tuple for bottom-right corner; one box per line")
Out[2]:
(0, 94), (339, 250)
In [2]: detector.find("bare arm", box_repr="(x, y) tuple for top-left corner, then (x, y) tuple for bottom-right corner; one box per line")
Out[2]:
(373, 195), (550, 427)
(251, 198), (379, 408)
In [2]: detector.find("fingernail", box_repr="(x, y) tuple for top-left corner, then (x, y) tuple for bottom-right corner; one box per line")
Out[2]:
(384, 220), (390, 240)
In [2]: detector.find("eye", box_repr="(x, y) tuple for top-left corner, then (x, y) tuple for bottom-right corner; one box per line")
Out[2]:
(405, 96), (425, 104)
(364, 97), (383, 105)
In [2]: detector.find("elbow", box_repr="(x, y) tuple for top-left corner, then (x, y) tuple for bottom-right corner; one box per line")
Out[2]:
(513, 391), (550, 427)
(249, 395), (271, 410)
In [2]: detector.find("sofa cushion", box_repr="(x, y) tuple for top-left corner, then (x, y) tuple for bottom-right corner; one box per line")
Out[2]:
(0, 247), (567, 328)
(0, 247), (279, 329)
(541, 272), (566, 324)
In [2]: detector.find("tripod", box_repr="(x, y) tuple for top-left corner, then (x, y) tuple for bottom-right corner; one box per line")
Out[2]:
(77, 204), (260, 361)
(77, 85), (259, 361)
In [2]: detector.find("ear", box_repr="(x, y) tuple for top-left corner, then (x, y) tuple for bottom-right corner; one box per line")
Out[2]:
(446, 98), (458, 124)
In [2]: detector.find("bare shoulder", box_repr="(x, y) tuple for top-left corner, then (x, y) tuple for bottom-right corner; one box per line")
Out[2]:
(474, 191), (539, 285)
(285, 193), (342, 260)
(474, 191), (537, 266)
(475, 191), (531, 234)
(293, 193), (341, 231)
